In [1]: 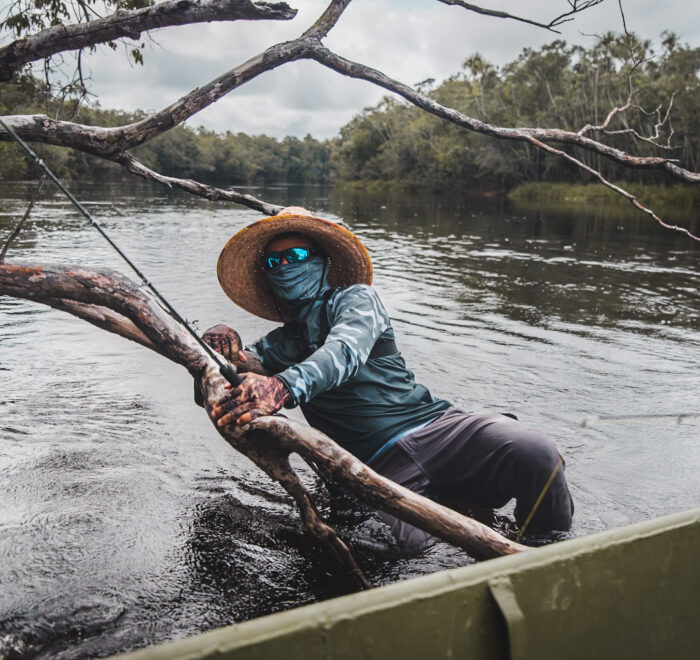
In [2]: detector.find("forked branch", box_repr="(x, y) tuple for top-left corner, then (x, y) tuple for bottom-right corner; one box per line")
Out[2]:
(437, 0), (604, 34)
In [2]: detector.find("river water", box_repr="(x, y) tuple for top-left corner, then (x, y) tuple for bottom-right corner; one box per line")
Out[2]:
(1, 181), (698, 658)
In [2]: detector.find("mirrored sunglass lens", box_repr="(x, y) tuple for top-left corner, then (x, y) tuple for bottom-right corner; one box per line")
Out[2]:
(286, 247), (311, 263)
(264, 253), (281, 270)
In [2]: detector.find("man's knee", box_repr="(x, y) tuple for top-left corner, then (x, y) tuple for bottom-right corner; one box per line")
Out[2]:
(510, 428), (563, 477)
(506, 426), (573, 532)
(376, 509), (434, 556)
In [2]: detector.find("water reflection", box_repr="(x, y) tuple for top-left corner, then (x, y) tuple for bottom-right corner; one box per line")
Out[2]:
(1, 181), (698, 658)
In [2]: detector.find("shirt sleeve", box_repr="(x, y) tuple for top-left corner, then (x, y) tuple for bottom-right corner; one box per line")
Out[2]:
(245, 325), (302, 375)
(276, 285), (391, 405)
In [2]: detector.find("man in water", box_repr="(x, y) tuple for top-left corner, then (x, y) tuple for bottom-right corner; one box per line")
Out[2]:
(205, 207), (573, 553)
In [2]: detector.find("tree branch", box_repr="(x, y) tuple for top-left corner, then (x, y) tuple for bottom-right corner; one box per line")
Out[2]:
(0, 261), (527, 582)
(0, 36), (312, 157)
(302, 0), (351, 40)
(116, 152), (284, 214)
(524, 134), (700, 242)
(437, 0), (604, 34)
(248, 416), (527, 559)
(306, 45), (700, 184)
(0, 262), (206, 368)
(0, 0), (298, 81)
(4, 35), (696, 181)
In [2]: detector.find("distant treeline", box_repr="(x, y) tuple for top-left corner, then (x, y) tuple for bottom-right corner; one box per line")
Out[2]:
(333, 32), (700, 191)
(0, 78), (331, 184)
(1, 32), (698, 191)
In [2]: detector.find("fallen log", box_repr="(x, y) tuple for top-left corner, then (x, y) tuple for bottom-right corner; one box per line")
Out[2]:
(0, 261), (527, 588)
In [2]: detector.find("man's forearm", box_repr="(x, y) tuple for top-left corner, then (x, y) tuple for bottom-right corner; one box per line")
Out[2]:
(239, 350), (269, 376)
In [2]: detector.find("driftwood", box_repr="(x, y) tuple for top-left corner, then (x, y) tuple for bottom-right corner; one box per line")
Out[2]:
(0, 0), (698, 240)
(0, 262), (526, 588)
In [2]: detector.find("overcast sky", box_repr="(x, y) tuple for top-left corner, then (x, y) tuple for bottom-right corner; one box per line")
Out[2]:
(15, 0), (700, 138)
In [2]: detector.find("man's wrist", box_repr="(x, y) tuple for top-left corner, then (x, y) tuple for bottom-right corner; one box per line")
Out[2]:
(274, 376), (295, 408)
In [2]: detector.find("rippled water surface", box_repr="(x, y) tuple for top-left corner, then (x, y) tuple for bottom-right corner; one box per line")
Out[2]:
(1, 181), (698, 658)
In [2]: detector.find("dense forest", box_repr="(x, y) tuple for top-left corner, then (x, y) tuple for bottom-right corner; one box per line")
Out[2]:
(333, 32), (699, 191)
(0, 79), (332, 184)
(1, 32), (698, 192)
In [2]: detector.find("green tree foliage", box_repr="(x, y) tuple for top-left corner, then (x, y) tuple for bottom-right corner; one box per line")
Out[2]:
(1, 0), (153, 67)
(331, 33), (700, 191)
(1, 74), (332, 184)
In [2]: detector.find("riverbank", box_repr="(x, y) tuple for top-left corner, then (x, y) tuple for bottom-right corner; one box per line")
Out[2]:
(335, 179), (700, 217)
(507, 182), (700, 212)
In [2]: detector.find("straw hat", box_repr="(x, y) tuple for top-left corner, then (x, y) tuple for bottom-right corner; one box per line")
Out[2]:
(217, 207), (373, 321)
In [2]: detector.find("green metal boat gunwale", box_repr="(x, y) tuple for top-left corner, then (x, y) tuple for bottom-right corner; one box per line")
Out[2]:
(117, 508), (700, 660)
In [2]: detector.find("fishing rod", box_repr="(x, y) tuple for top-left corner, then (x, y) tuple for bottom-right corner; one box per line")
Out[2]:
(0, 118), (242, 387)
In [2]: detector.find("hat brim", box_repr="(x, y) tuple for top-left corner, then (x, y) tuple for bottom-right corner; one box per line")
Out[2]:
(217, 214), (373, 322)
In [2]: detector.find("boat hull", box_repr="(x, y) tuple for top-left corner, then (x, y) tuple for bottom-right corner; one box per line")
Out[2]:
(117, 508), (700, 660)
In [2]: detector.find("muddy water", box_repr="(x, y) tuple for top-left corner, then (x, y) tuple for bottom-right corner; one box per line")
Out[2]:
(1, 181), (698, 658)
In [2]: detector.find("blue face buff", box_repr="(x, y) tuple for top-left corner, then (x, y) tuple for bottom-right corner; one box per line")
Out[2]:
(265, 255), (328, 312)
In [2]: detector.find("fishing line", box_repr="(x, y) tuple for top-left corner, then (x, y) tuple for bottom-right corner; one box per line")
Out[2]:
(0, 174), (46, 263)
(515, 456), (564, 543)
(518, 410), (698, 542)
(581, 412), (700, 426)
(0, 118), (241, 387)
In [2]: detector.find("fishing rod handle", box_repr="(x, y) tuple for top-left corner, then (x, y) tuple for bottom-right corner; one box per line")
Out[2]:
(219, 362), (243, 387)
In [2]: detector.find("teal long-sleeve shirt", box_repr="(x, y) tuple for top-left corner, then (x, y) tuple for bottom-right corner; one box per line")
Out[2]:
(246, 284), (451, 463)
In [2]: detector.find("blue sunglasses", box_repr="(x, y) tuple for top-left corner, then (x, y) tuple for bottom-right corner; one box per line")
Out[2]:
(263, 246), (315, 271)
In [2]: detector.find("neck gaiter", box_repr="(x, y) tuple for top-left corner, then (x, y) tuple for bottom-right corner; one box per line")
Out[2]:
(265, 255), (329, 322)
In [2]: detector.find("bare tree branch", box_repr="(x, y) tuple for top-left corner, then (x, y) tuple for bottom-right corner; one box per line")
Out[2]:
(0, 261), (528, 578)
(525, 134), (700, 241)
(4, 31), (696, 180)
(578, 91), (679, 149)
(437, 0), (604, 34)
(116, 152), (284, 214)
(0, 36), (312, 157)
(302, 0), (351, 40)
(574, 1), (679, 150)
(306, 45), (700, 184)
(0, 0), (297, 81)
(248, 416), (528, 559)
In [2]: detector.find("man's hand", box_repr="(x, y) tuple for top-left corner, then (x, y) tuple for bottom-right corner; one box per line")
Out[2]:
(210, 373), (291, 427)
(203, 324), (247, 367)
